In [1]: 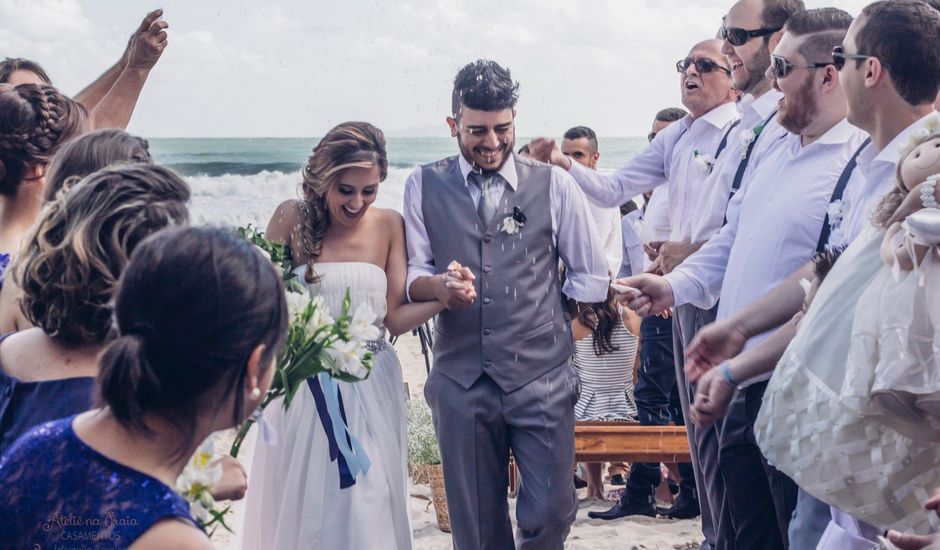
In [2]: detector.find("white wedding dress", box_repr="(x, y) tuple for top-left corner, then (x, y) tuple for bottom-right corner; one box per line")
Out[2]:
(239, 262), (413, 550)
(755, 227), (940, 534)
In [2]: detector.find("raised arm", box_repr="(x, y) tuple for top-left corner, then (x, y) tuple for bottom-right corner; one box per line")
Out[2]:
(383, 210), (445, 337)
(88, 10), (168, 130)
(528, 130), (671, 209)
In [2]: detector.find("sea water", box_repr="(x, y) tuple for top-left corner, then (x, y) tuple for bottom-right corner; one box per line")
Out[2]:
(148, 137), (647, 227)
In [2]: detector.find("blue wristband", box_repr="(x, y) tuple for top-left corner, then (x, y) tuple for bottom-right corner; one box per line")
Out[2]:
(720, 361), (740, 388)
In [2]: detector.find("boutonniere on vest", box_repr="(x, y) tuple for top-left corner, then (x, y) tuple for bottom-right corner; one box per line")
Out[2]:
(500, 206), (527, 235)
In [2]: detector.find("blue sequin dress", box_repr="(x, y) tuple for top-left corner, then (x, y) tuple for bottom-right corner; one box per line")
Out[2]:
(0, 416), (198, 548)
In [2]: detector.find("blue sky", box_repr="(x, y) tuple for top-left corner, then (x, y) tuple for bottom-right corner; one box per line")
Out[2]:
(1, 0), (870, 138)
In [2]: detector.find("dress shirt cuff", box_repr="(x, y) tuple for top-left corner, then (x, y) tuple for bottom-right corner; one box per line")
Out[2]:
(663, 270), (715, 310)
(562, 271), (609, 303)
(406, 265), (437, 303)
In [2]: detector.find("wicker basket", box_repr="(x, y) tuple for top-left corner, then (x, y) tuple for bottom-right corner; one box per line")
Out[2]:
(411, 464), (430, 485)
(423, 464), (451, 533)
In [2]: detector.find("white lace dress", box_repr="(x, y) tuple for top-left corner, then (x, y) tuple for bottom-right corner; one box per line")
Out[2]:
(755, 227), (940, 534)
(239, 263), (413, 550)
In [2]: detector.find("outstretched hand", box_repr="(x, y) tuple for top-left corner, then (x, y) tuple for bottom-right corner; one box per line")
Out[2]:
(689, 366), (735, 427)
(886, 531), (940, 550)
(527, 138), (570, 169)
(685, 320), (748, 383)
(124, 9), (169, 71)
(611, 274), (674, 317)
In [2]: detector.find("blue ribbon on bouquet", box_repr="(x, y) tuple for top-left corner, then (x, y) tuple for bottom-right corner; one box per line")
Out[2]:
(307, 373), (371, 489)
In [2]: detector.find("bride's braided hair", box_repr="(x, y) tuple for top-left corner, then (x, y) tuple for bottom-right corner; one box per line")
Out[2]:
(299, 121), (387, 283)
(0, 84), (88, 196)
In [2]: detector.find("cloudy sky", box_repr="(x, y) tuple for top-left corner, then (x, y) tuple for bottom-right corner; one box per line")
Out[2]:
(2, 0), (871, 138)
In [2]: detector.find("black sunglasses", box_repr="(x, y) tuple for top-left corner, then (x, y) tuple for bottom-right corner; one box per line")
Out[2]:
(647, 131), (657, 143)
(676, 57), (731, 76)
(831, 46), (892, 71)
(720, 25), (781, 46)
(770, 54), (832, 79)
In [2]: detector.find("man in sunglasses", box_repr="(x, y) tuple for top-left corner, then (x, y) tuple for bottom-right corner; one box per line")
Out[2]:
(529, 38), (739, 526)
(616, 9), (866, 550)
(677, 1), (940, 548)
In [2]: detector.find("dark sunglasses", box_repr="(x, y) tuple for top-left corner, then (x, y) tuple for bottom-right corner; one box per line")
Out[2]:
(720, 25), (781, 46)
(770, 54), (832, 79)
(831, 46), (892, 71)
(647, 131), (657, 143)
(676, 57), (731, 75)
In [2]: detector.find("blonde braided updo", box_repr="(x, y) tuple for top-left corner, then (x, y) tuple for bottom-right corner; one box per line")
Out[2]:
(299, 121), (387, 282)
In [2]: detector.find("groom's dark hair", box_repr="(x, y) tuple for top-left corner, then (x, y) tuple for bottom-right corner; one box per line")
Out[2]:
(451, 60), (519, 119)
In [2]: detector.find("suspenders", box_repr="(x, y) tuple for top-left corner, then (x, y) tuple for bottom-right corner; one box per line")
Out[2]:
(722, 110), (779, 225)
(714, 119), (742, 158)
(815, 137), (872, 252)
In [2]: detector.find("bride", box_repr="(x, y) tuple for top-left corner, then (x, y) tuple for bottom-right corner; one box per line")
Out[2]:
(239, 122), (450, 549)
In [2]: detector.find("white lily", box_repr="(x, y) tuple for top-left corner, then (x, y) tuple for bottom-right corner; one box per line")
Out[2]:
(327, 339), (370, 378)
(349, 303), (380, 342)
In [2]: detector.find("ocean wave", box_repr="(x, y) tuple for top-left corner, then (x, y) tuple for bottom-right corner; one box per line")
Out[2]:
(187, 168), (412, 229)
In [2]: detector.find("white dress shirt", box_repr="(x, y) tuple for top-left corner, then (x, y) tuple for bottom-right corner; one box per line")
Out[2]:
(586, 197), (624, 276)
(830, 112), (940, 248)
(566, 101), (740, 241)
(690, 90), (789, 243)
(665, 118), (869, 359)
(619, 209), (645, 278)
(404, 153), (609, 303)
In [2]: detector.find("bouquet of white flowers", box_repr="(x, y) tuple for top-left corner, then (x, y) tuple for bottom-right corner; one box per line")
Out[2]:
(229, 226), (377, 457)
(177, 439), (230, 533)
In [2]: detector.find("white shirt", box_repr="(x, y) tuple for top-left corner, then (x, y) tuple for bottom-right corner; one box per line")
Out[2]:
(690, 89), (789, 243)
(566, 101), (740, 241)
(665, 119), (869, 359)
(640, 189), (670, 271)
(403, 153), (609, 303)
(619, 209), (645, 278)
(830, 112), (940, 248)
(585, 196), (624, 276)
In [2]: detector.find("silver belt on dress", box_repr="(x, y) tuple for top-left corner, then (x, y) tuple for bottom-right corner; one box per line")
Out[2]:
(363, 338), (391, 353)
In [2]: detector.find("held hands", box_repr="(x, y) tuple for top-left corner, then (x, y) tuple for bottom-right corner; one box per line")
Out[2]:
(207, 455), (248, 501)
(527, 138), (571, 169)
(438, 261), (477, 310)
(123, 9), (169, 72)
(610, 274), (674, 317)
(684, 320), (748, 383)
(883, 490), (940, 549)
(689, 366), (735, 427)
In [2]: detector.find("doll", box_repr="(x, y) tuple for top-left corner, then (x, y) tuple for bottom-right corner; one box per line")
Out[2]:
(842, 131), (940, 437)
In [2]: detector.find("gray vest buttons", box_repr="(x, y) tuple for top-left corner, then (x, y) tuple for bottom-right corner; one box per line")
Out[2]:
(483, 328), (493, 335)
(483, 298), (492, 305)
(482, 265), (492, 273)
(483, 234), (493, 243)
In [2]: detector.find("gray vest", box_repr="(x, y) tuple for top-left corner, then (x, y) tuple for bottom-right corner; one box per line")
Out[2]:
(421, 154), (573, 392)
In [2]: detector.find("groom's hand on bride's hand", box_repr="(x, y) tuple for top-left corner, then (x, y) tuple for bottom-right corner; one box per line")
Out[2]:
(437, 261), (476, 310)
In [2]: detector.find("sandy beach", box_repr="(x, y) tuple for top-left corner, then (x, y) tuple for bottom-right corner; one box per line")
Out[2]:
(209, 331), (702, 550)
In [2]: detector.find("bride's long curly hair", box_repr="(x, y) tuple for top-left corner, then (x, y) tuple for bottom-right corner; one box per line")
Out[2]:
(872, 129), (940, 228)
(299, 122), (387, 283)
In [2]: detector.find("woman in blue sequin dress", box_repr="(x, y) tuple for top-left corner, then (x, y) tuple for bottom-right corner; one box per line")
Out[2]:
(0, 226), (289, 548)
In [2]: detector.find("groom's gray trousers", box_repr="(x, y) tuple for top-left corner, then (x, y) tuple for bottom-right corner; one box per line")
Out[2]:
(424, 361), (579, 550)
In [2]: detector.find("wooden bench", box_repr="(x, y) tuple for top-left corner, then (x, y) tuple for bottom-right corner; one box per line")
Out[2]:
(508, 421), (691, 495)
(575, 420), (692, 463)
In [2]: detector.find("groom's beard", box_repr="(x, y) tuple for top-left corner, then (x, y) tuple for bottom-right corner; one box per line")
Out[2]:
(458, 135), (515, 173)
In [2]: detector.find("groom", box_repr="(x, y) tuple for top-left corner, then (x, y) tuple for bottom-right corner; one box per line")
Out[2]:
(403, 59), (608, 549)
